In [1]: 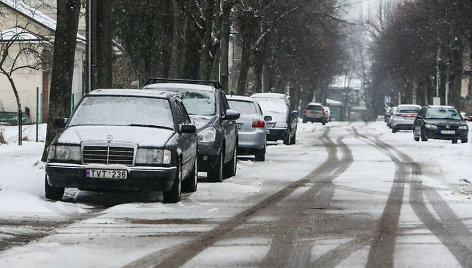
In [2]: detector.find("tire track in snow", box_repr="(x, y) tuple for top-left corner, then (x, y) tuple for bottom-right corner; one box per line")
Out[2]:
(123, 128), (345, 268)
(354, 127), (472, 268)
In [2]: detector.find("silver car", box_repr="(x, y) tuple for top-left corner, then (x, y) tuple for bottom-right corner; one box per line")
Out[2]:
(228, 96), (270, 161)
(391, 104), (421, 133)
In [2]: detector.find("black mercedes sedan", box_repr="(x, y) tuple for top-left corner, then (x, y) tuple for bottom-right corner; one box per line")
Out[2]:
(45, 89), (198, 203)
(413, 105), (468, 144)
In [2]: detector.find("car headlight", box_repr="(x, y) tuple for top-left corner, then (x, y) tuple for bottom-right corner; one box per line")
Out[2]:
(425, 124), (438, 130)
(136, 148), (171, 165)
(49, 145), (81, 161)
(458, 125), (468, 130)
(275, 122), (288, 128)
(198, 127), (216, 142)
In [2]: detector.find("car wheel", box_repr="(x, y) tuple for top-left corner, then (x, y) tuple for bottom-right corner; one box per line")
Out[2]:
(452, 138), (458, 144)
(44, 175), (64, 201)
(462, 138), (468, 143)
(302, 117), (307, 123)
(255, 146), (266, 161)
(182, 159), (198, 193)
(223, 146), (237, 179)
(392, 128), (397, 133)
(207, 150), (224, 182)
(421, 131), (428, 141)
(163, 161), (182, 203)
(290, 133), (296, 144)
(414, 136), (420, 141)
(322, 121), (326, 125)
(283, 132), (291, 145)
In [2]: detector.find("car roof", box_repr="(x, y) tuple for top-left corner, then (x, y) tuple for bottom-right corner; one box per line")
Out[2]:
(251, 93), (288, 99)
(143, 83), (215, 92)
(397, 104), (421, 108)
(227, 95), (256, 102)
(88, 89), (172, 98)
(427, 105), (455, 109)
(307, 102), (323, 106)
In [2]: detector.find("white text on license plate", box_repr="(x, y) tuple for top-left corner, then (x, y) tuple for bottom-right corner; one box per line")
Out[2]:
(440, 130), (455, 135)
(86, 169), (127, 179)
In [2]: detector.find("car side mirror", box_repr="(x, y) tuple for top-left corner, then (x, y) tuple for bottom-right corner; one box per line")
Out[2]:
(180, 124), (197, 134)
(291, 111), (299, 116)
(224, 109), (240, 120)
(264, 115), (272, 122)
(54, 117), (68, 128)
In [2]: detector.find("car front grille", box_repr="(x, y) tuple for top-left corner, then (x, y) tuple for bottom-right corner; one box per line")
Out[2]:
(83, 145), (134, 165)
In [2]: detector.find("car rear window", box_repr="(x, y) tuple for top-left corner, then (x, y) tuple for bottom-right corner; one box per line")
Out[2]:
(307, 105), (322, 111)
(148, 87), (216, 116)
(69, 96), (174, 128)
(228, 100), (258, 115)
(425, 107), (461, 120)
(397, 106), (420, 113)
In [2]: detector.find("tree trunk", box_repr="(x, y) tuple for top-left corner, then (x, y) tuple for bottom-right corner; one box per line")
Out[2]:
(169, 0), (186, 78)
(198, 0), (215, 80)
(150, 1), (172, 79)
(219, 4), (232, 93)
(41, 0), (81, 161)
(96, 0), (113, 88)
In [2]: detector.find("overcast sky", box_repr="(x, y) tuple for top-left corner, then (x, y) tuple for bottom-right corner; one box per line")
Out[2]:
(344, 0), (383, 21)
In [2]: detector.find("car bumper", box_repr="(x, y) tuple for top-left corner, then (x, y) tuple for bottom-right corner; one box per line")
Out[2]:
(423, 128), (468, 140)
(237, 129), (266, 153)
(391, 119), (415, 130)
(46, 163), (177, 192)
(266, 127), (289, 141)
(303, 116), (326, 122)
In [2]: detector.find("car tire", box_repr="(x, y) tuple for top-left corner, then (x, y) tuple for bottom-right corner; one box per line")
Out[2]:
(163, 162), (182, 203)
(290, 133), (296, 144)
(283, 132), (291, 145)
(421, 131), (428, 141)
(302, 117), (307, 123)
(44, 175), (64, 201)
(223, 146), (237, 179)
(414, 136), (420, 141)
(207, 150), (224, 182)
(392, 128), (397, 133)
(322, 121), (326, 125)
(255, 146), (266, 161)
(462, 138), (468, 143)
(452, 138), (458, 144)
(182, 159), (198, 193)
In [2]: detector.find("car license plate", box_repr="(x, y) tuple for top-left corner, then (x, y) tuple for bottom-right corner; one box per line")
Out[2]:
(237, 123), (241, 129)
(440, 130), (455, 135)
(86, 169), (127, 179)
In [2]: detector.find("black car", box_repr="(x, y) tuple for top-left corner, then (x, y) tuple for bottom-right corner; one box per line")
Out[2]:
(250, 93), (298, 145)
(45, 89), (198, 203)
(144, 78), (240, 182)
(413, 105), (468, 144)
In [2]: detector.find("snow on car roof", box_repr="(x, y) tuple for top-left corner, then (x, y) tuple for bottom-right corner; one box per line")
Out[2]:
(89, 89), (171, 98)
(227, 95), (256, 102)
(251, 93), (288, 99)
(307, 102), (323, 106)
(144, 83), (215, 92)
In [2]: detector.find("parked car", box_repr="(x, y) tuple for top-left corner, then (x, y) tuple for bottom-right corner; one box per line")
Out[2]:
(45, 89), (198, 203)
(227, 96), (270, 161)
(390, 104), (421, 133)
(413, 105), (468, 144)
(386, 107), (397, 128)
(302, 102), (329, 125)
(384, 107), (392, 123)
(324, 106), (332, 121)
(251, 93), (298, 145)
(144, 78), (240, 182)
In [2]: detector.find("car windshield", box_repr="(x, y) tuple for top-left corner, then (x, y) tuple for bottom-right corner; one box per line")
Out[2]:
(254, 98), (288, 122)
(157, 88), (216, 116)
(228, 100), (258, 115)
(69, 96), (174, 129)
(397, 106), (420, 113)
(425, 107), (462, 120)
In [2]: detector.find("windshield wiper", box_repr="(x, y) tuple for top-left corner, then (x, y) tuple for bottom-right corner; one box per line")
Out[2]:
(129, 124), (174, 130)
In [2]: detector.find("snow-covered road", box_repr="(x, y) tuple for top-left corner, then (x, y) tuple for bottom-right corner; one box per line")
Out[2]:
(1, 121), (472, 267)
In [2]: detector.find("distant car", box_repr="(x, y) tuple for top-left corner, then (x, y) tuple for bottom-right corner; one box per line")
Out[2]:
(251, 93), (298, 145)
(227, 96), (270, 161)
(386, 107), (397, 128)
(45, 89), (198, 203)
(144, 79), (240, 182)
(390, 104), (421, 133)
(413, 105), (468, 144)
(324, 106), (332, 121)
(376, 115), (385, 121)
(384, 107), (392, 122)
(303, 103), (329, 125)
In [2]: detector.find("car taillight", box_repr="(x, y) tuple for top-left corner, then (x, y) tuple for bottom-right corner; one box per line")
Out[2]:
(252, 118), (265, 128)
(303, 108), (308, 114)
